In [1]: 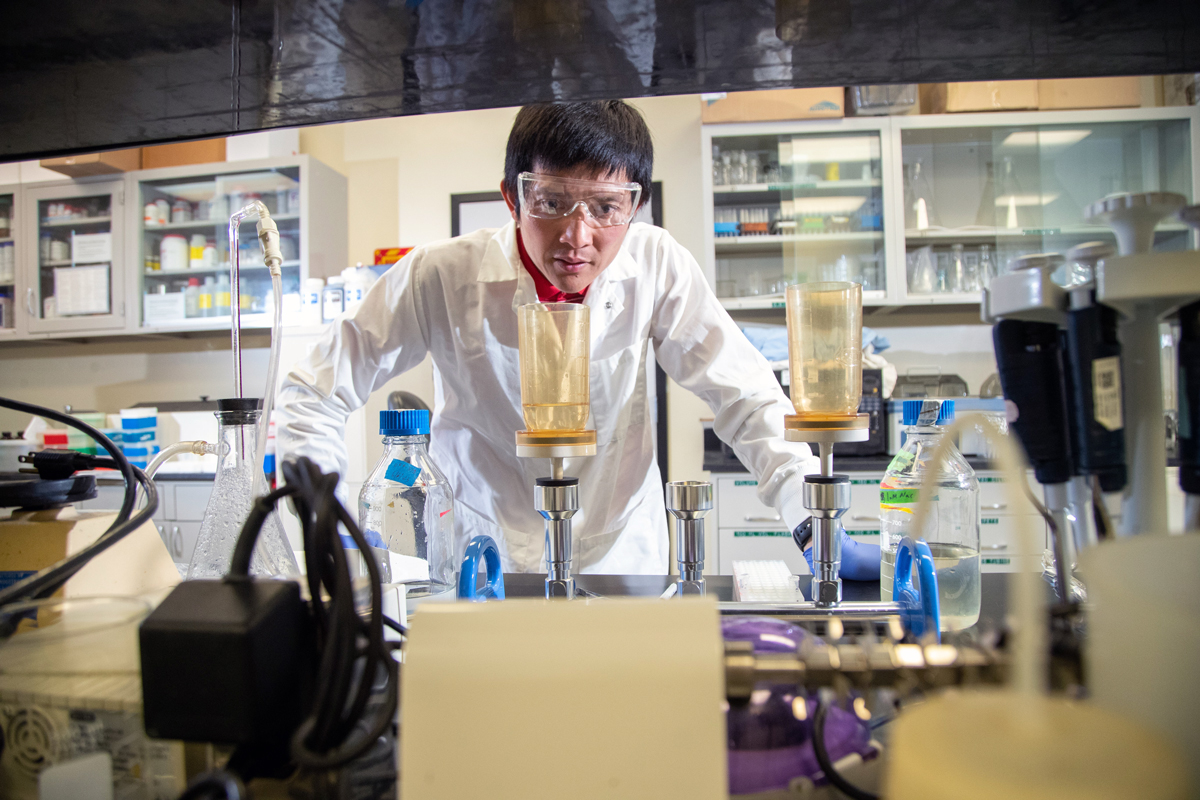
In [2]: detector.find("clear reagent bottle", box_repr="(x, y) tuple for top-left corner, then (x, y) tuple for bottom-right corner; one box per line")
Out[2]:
(880, 399), (980, 631)
(358, 409), (456, 605)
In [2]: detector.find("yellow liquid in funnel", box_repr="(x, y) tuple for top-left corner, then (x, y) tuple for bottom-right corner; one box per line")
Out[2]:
(523, 402), (588, 432)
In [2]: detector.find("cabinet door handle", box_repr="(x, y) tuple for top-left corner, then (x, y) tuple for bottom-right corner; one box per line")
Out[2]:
(172, 525), (183, 558)
(25, 288), (36, 316)
(851, 515), (881, 522)
(982, 543), (1008, 551)
(982, 503), (1007, 510)
(744, 514), (782, 523)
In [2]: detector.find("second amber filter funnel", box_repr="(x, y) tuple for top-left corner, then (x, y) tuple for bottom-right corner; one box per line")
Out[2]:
(786, 282), (862, 418)
(518, 303), (590, 432)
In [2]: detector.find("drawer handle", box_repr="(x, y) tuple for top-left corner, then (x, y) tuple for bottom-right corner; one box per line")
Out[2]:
(982, 543), (1008, 551)
(744, 514), (782, 523)
(172, 525), (183, 558)
(982, 503), (1008, 510)
(851, 515), (880, 522)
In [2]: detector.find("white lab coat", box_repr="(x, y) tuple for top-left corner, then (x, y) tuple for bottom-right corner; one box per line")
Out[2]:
(277, 221), (818, 573)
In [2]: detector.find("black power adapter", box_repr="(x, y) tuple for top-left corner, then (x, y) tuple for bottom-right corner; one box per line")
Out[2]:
(140, 577), (314, 745)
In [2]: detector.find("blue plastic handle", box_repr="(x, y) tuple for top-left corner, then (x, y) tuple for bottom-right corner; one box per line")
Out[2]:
(892, 536), (940, 642)
(457, 535), (506, 601)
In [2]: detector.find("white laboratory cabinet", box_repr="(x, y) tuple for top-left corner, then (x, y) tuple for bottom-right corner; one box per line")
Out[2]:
(81, 478), (213, 572)
(713, 471), (1049, 576)
(5, 155), (346, 341)
(703, 106), (1199, 311)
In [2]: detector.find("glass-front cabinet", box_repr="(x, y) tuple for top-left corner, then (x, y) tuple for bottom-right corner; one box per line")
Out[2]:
(22, 180), (127, 333)
(137, 165), (303, 329)
(0, 188), (16, 334)
(129, 155), (345, 334)
(706, 121), (894, 309)
(897, 112), (1194, 302)
(704, 108), (1197, 310)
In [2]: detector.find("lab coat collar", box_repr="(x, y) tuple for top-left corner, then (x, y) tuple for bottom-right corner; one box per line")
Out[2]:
(482, 220), (636, 319)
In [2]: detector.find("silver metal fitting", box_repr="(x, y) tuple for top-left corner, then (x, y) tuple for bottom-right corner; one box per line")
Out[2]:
(536, 478), (579, 600)
(666, 480), (713, 596)
(803, 474), (850, 608)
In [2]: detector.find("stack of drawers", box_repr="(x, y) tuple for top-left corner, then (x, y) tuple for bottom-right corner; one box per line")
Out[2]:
(714, 471), (1048, 575)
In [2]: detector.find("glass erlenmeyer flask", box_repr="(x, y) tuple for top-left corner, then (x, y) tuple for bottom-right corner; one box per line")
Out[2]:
(187, 398), (300, 579)
(904, 159), (938, 231)
(997, 156), (1023, 230)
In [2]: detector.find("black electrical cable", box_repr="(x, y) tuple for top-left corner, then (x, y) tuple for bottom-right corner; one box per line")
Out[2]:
(383, 615), (408, 638)
(0, 395), (137, 526)
(229, 457), (399, 772)
(1091, 474), (1116, 541)
(812, 700), (878, 800)
(0, 465), (157, 610)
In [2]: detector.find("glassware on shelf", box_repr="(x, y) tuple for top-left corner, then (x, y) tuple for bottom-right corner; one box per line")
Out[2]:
(904, 159), (938, 231)
(950, 244), (966, 292)
(974, 162), (997, 227)
(908, 246), (937, 294)
(997, 156), (1022, 230)
(963, 251), (981, 292)
(936, 251), (951, 292)
(730, 152), (747, 185)
(979, 244), (997, 288)
(747, 154), (761, 185)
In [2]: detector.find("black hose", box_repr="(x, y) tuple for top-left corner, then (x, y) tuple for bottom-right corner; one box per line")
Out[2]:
(812, 700), (878, 800)
(0, 395), (137, 526)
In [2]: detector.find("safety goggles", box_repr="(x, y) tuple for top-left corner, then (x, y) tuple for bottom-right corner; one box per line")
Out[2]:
(517, 172), (642, 228)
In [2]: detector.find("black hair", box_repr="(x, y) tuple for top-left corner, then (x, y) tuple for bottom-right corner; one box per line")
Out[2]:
(504, 100), (653, 209)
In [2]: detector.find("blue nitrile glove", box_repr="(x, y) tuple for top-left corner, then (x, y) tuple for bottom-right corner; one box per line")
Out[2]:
(794, 518), (881, 581)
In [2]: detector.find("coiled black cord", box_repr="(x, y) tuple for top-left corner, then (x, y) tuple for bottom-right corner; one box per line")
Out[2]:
(228, 457), (398, 771)
(0, 395), (156, 609)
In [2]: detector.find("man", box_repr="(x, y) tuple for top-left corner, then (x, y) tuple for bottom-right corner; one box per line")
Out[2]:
(277, 99), (878, 577)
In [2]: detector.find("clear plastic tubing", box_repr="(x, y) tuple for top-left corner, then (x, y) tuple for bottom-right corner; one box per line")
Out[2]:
(228, 201), (285, 502)
(517, 302), (591, 433)
(785, 281), (862, 419)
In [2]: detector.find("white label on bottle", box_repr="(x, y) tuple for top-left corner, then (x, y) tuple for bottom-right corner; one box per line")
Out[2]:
(1092, 356), (1123, 431)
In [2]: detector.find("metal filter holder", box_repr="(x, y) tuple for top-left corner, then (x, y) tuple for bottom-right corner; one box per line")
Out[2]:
(666, 481), (713, 595)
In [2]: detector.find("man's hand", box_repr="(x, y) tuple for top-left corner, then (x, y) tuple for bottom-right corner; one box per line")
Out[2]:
(793, 518), (881, 582)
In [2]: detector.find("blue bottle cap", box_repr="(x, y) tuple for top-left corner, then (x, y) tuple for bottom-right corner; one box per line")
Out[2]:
(902, 399), (955, 426)
(380, 408), (430, 436)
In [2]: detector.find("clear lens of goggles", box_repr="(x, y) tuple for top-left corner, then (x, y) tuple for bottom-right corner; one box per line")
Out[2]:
(518, 172), (642, 227)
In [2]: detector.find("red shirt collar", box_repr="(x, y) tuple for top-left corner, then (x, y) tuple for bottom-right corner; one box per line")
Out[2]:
(517, 229), (589, 303)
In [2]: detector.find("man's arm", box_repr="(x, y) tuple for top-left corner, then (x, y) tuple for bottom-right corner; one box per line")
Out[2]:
(645, 233), (819, 532)
(276, 252), (431, 478)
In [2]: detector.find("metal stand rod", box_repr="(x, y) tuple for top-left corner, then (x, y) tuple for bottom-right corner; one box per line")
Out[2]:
(551, 457), (563, 481)
(535, 478), (578, 599)
(666, 481), (712, 596)
(1043, 482), (1075, 604)
(1067, 475), (1099, 550)
(819, 441), (833, 477)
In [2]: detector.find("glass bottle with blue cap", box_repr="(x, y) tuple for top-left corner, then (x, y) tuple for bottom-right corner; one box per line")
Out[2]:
(358, 409), (456, 605)
(879, 399), (980, 630)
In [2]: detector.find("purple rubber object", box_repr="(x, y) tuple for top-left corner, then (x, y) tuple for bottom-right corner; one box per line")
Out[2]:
(721, 617), (876, 796)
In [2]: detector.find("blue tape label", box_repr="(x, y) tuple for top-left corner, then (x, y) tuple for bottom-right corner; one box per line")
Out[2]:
(385, 459), (421, 486)
(0, 570), (35, 591)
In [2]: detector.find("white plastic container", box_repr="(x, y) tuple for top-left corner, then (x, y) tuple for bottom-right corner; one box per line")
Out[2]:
(342, 265), (367, 314)
(189, 234), (206, 269)
(160, 234), (189, 272)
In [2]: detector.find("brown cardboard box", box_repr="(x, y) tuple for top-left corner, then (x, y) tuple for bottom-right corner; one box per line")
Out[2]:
(142, 138), (227, 170)
(1037, 77), (1141, 109)
(921, 81), (1040, 114)
(701, 88), (844, 123)
(40, 148), (142, 177)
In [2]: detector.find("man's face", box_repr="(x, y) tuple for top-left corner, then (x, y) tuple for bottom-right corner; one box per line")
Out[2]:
(500, 164), (636, 295)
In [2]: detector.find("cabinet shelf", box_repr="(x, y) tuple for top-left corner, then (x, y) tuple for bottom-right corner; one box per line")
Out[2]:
(144, 260), (300, 277)
(716, 232), (882, 249)
(40, 216), (111, 228)
(904, 223), (1192, 242)
(143, 214), (299, 232)
(714, 180), (880, 194)
(40, 259), (111, 268)
(721, 290), (888, 310)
